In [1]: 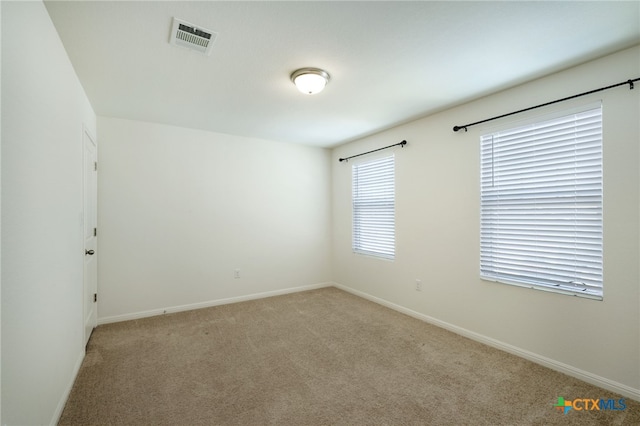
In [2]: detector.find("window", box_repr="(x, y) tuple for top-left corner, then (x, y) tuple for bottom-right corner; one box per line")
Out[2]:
(352, 155), (395, 260)
(480, 105), (603, 299)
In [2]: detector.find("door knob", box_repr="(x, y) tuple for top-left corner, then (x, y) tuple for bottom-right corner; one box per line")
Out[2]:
(85, 249), (95, 255)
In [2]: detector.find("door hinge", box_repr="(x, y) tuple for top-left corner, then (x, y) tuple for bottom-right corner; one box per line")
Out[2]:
(94, 161), (98, 171)
(94, 227), (97, 237)
(94, 293), (97, 303)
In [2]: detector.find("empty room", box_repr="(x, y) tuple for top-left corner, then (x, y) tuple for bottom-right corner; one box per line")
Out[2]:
(2, 1), (640, 424)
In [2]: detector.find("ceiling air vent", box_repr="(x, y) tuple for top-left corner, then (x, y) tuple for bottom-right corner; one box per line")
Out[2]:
(169, 18), (217, 56)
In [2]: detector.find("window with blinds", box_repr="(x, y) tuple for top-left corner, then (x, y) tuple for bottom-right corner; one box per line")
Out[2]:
(480, 105), (603, 299)
(352, 155), (395, 260)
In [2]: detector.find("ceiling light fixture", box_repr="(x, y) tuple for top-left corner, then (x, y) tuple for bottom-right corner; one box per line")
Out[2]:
(290, 68), (330, 95)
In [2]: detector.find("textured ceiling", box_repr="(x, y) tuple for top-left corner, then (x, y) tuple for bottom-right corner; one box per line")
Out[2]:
(45, 1), (640, 147)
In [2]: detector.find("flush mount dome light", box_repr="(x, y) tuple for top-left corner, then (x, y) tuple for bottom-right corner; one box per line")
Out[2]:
(290, 68), (330, 95)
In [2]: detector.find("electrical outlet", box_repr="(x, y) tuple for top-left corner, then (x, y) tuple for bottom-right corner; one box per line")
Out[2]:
(415, 279), (422, 291)
(234, 269), (240, 279)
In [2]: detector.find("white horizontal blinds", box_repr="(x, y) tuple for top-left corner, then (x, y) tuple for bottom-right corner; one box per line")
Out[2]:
(352, 155), (395, 259)
(480, 106), (603, 299)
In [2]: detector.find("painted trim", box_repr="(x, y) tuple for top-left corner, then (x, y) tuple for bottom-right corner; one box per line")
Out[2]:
(332, 282), (640, 402)
(97, 280), (640, 401)
(51, 348), (85, 425)
(98, 282), (333, 325)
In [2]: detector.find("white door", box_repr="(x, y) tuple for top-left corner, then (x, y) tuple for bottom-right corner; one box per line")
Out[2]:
(83, 128), (98, 346)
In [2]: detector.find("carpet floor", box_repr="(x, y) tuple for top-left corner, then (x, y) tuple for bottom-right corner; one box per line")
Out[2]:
(60, 287), (639, 425)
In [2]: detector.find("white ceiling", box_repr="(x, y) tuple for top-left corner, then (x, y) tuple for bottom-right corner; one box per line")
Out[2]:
(44, 1), (640, 148)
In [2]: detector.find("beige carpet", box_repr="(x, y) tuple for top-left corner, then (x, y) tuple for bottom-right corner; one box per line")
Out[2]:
(60, 287), (638, 425)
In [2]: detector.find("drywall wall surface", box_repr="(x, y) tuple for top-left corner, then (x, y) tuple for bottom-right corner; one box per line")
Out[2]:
(0, 3), (3, 422)
(332, 46), (640, 393)
(97, 117), (332, 319)
(1, 2), (96, 424)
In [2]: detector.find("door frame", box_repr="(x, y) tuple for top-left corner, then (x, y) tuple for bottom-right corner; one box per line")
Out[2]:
(82, 125), (98, 346)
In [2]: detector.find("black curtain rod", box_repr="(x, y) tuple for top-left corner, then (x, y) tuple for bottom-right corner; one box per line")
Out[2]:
(339, 140), (407, 162)
(453, 77), (639, 132)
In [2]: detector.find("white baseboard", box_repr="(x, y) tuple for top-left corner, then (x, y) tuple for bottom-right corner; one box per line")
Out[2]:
(96, 281), (640, 401)
(51, 348), (85, 425)
(332, 282), (640, 402)
(98, 282), (333, 325)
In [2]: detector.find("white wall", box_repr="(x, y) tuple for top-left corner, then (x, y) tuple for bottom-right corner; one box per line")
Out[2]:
(332, 46), (640, 397)
(0, 2), (2, 423)
(0, 2), (3, 421)
(0, 4), (635, 423)
(1, 2), (96, 425)
(97, 118), (332, 321)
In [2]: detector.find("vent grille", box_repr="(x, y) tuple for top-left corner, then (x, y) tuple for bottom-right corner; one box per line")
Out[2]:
(169, 18), (216, 55)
